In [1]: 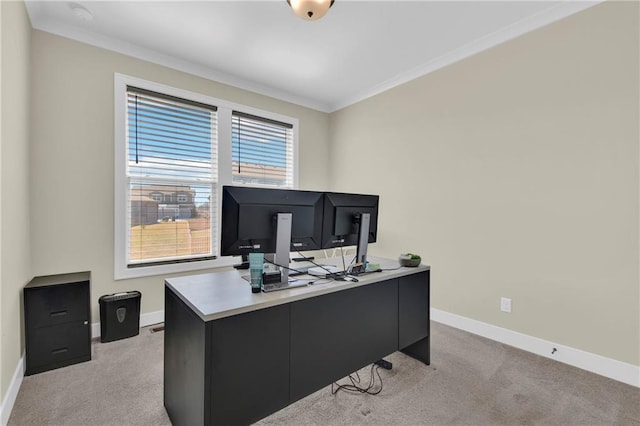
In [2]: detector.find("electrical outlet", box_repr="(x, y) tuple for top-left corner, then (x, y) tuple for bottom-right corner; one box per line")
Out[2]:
(500, 297), (512, 313)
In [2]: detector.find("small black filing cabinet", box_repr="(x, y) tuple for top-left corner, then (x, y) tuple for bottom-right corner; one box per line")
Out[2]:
(24, 272), (91, 375)
(99, 291), (141, 343)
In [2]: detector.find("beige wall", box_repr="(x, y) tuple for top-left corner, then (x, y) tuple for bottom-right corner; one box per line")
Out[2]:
(29, 31), (330, 323)
(1, 0), (4, 406)
(1, 1), (32, 404)
(329, 2), (639, 366)
(2, 0), (638, 408)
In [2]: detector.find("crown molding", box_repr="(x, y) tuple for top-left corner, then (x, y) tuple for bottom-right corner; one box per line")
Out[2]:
(23, 2), (331, 113)
(24, 1), (602, 114)
(329, 1), (604, 112)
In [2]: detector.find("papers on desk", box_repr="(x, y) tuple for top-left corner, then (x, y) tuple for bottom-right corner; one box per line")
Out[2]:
(307, 265), (343, 277)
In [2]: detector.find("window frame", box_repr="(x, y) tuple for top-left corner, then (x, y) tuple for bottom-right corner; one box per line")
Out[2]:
(114, 74), (299, 280)
(231, 111), (295, 188)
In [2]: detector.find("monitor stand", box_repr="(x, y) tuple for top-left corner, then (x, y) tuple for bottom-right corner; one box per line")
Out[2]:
(350, 212), (371, 275)
(233, 254), (250, 270)
(262, 212), (316, 292)
(262, 212), (294, 292)
(274, 212), (292, 284)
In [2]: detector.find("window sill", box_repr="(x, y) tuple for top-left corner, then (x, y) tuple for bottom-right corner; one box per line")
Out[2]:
(114, 256), (240, 280)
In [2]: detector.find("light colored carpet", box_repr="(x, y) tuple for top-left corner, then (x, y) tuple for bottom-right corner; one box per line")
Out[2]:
(8, 322), (640, 425)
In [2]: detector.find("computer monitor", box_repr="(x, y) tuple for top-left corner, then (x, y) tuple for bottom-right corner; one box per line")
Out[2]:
(321, 192), (379, 272)
(220, 185), (324, 285)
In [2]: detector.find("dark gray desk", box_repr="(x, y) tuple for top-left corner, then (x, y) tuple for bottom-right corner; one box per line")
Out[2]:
(164, 258), (430, 425)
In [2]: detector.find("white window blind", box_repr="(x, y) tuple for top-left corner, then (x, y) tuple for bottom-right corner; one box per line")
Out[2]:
(126, 87), (218, 267)
(231, 111), (294, 188)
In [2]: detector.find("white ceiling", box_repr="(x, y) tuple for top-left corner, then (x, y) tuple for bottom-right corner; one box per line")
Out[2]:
(24, 1), (599, 112)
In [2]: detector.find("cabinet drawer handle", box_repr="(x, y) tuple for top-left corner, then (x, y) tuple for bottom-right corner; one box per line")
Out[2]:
(51, 347), (68, 355)
(50, 310), (68, 317)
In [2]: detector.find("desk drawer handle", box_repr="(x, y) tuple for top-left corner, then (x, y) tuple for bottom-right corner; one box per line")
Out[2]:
(51, 347), (68, 355)
(50, 310), (68, 317)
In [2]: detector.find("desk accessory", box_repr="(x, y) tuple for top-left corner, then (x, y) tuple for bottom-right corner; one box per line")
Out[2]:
(249, 253), (265, 293)
(399, 253), (421, 267)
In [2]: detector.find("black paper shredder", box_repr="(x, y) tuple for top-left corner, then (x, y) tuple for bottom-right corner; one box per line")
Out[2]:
(99, 291), (141, 343)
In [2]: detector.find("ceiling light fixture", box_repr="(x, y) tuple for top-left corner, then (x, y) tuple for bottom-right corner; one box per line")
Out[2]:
(287, 0), (335, 21)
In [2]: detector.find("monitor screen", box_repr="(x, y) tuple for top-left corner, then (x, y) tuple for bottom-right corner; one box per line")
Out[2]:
(321, 192), (379, 249)
(220, 186), (324, 256)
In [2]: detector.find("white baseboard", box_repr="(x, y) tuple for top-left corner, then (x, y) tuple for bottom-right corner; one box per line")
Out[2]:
(91, 309), (165, 338)
(431, 308), (640, 388)
(0, 354), (24, 426)
(4, 307), (635, 426)
(1, 310), (165, 425)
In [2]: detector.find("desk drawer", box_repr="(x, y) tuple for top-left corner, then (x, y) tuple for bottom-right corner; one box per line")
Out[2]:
(26, 321), (90, 374)
(25, 281), (89, 329)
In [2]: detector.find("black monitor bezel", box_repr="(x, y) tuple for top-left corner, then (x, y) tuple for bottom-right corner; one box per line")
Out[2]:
(220, 185), (324, 256)
(321, 192), (379, 249)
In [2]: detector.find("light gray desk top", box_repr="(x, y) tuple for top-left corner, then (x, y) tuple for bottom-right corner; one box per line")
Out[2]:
(165, 257), (429, 322)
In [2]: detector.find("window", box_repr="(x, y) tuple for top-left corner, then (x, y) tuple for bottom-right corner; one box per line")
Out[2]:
(126, 87), (217, 269)
(115, 74), (298, 279)
(232, 112), (294, 188)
